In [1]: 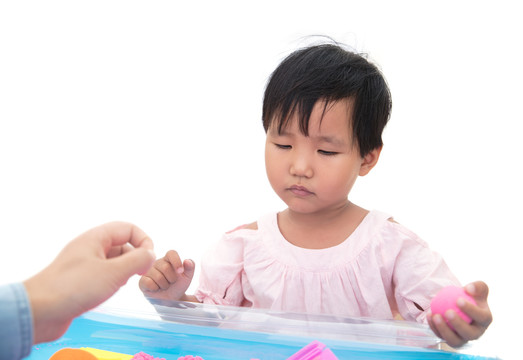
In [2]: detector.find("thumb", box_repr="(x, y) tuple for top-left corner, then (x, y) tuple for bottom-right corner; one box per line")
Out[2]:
(181, 259), (196, 280)
(465, 281), (489, 303)
(109, 248), (156, 285)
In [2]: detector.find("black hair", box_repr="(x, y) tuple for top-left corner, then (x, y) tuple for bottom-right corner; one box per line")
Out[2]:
(262, 43), (392, 157)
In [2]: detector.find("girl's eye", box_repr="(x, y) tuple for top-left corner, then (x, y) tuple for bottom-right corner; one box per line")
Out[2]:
(318, 150), (338, 156)
(275, 143), (291, 150)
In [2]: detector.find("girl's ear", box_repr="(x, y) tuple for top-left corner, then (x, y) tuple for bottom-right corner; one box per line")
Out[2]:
(359, 146), (382, 176)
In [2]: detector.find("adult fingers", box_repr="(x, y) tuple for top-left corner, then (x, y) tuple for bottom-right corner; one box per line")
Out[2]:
(92, 222), (154, 256)
(108, 247), (156, 286)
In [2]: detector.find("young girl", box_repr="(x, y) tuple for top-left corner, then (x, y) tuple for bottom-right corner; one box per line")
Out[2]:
(139, 43), (492, 348)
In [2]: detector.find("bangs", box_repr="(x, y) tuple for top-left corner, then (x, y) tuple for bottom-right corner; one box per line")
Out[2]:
(268, 98), (340, 137)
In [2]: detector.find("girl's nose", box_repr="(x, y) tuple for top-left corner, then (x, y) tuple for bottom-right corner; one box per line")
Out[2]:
(290, 155), (314, 178)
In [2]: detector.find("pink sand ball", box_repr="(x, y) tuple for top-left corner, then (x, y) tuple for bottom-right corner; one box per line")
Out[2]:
(430, 286), (477, 325)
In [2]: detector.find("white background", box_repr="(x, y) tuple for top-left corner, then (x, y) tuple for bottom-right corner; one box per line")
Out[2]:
(1, 1), (521, 359)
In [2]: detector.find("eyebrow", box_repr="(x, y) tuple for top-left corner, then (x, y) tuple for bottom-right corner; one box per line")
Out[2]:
(270, 129), (347, 147)
(314, 135), (346, 146)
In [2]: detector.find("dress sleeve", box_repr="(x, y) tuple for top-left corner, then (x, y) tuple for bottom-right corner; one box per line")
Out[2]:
(194, 231), (246, 306)
(387, 224), (461, 323)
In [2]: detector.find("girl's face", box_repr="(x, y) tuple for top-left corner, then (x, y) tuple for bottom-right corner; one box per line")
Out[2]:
(264, 99), (379, 216)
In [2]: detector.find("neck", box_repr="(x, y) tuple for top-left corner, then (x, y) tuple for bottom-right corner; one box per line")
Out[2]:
(283, 201), (354, 228)
(277, 201), (369, 249)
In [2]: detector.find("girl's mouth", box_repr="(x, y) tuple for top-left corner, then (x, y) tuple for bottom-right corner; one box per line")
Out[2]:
(288, 185), (314, 196)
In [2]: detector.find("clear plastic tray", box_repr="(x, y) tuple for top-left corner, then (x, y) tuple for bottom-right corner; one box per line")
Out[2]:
(27, 298), (497, 359)
(146, 298), (441, 348)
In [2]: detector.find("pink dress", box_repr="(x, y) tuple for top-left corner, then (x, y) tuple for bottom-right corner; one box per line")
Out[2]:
(194, 210), (460, 323)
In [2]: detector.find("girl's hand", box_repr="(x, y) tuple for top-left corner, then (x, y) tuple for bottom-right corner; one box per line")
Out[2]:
(427, 281), (493, 348)
(139, 250), (196, 302)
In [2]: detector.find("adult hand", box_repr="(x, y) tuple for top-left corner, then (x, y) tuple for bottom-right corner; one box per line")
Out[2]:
(23, 222), (155, 344)
(428, 281), (493, 348)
